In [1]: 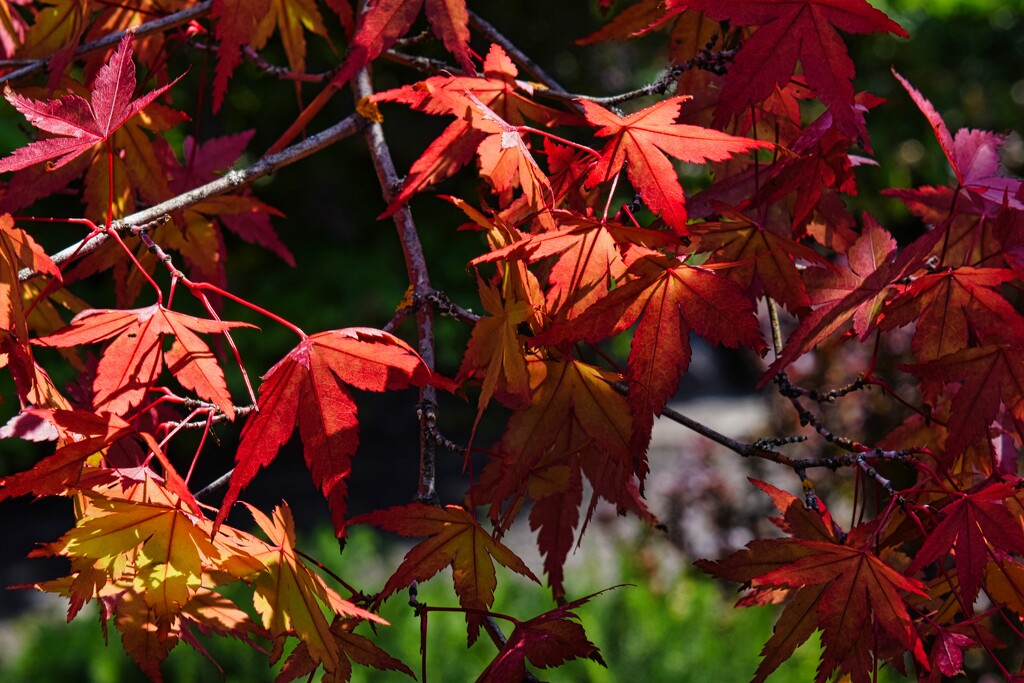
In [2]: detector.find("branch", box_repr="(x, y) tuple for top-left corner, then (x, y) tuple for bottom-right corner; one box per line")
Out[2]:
(352, 67), (440, 505)
(19, 113), (369, 282)
(1, 1), (214, 85)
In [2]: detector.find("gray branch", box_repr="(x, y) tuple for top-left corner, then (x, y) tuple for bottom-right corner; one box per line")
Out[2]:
(1, 2), (215, 85)
(19, 113), (369, 282)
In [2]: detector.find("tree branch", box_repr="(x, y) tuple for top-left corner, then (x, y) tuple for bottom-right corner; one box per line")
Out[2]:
(1, 1), (214, 85)
(352, 67), (440, 506)
(19, 112), (369, 282)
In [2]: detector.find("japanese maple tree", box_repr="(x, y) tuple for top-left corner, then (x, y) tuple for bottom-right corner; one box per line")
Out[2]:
(0, 1), (1022, 681)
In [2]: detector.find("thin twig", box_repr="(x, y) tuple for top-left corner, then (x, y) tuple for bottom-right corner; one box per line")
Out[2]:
(1, 1), (214, 85)
(352, 67), (440, 505)
(19, 113), (369, 282)
(195, 468), (235, 500)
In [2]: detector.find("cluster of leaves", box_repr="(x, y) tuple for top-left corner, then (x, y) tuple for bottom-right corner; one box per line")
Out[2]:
(0, 0), (1023, 681)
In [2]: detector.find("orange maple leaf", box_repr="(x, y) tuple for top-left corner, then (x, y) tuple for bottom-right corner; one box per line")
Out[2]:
(580, 96), (772, 236)
(350, 502), (539, 644)
(35, 304), (255, 417)
(247, 502), (385, 676)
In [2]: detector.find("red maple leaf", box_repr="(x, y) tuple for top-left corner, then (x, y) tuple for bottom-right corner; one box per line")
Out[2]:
(376, 44), (577, 215)
(155, 131), (294, 269)
(690, 202), (831, 314)
(880, 267), (1024, 363)
(533, 252), (766, 477)
(675, 0), (907, 137)
(34, 305), (254, 418)
(903, 344), (1024, 459)
(906, 483), (1024, 612)
(349, 502), (539, 643)
(699, 487), (927, 682)
(215, 328), (436, 537)
(470, 209), (679, 320)
(0, 33), (181, 173)
(580, 96), (772, 236)
(764, 215), (943, 380)
(330, 0), (475, 95)
(477, 590), (608, 682)
(893, 69), (1023, 210)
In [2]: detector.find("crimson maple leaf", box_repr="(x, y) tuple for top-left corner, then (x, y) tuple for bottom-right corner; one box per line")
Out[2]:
(893, 69), (1023, 210)
(698, 485), (927, 682)
(906, 483), (1024, 613)
(34, 304), (254, 418)
(349, 502), (539, 644)
(533, 252), (766, 477)
(580, 96), (772, 236)
(376, 44), (577, 215)
(154, 131), (294, 275)
(471, 209), (680, 321)
(880, 267), (1024, 363)
(903, 345), (1024, 459)
(674, 0), (907, 137)
(690, 202), (831, 314)
(215, 328), (436, 537)
(476, 590), (608, 682)
(0, 33), (181, 173)
(330, 0), (475, 95)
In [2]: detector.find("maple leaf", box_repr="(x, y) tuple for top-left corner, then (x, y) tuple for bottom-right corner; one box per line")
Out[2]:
(0, 33), (182, 173)
(34, 304), (254, 418)
(349, 502), (539, 643)
(476, 352), (658, 594)
(40, 492), (227, 623)
(0, 409), (133, 501)
(211, 0), (328, 111)
(903, 345), (1024, 459)
(690, 203), (830, 314)
(471, 210), (679, 321)
(764, 215), (941, 379)
(675, 0), (907, 137)
(0, 212), (59, 343)
(532, 253), (766, 476)
(880, 267), (1024, 363)
(16, 0), (88, 90)
(154, 132), (294, 274)
(700, 516), (928, 682)
(215, 328), (435, 537)
(247, 503), (385, 677)
(456, 274), (532, 423)
(906, 483), (1024, 613)
(278, 618), (414, 683)
(114, 589), (178, 682)
(580, 96), (771, 235)
(376, 44), (579, 215)
(893, 69), (1023, 210)
(404, 75), (554, 209)
(330, 0), (474, 96)
(476, 590), (608, 682)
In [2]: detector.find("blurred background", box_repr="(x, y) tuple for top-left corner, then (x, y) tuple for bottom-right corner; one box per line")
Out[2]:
(1, 0), (1022, 680)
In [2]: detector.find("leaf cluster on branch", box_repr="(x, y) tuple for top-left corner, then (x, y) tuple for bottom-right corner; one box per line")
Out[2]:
(0, 0), (1023, 681)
